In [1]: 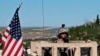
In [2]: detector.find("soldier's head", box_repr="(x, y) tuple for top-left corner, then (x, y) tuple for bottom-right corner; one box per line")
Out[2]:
(58, 29), (68, 39)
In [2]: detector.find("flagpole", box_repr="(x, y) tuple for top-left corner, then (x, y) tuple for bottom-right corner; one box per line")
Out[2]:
(18, 2), (23, 10)
(19, 2), (23, 8)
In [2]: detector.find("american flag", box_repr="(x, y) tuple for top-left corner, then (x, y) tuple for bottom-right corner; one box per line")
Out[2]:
(2, 7), (24, 56)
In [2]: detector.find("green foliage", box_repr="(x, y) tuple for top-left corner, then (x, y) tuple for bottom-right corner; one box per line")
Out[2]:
(96, 14), (100, 24)
(69, 20), (100, 44)
(23, 41), (30, 48)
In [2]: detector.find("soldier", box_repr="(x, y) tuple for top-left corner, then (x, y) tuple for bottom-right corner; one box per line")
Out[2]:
(57, 24), (76, 56)
(57, 24), (69, 56)
(57, 25), (69, 43)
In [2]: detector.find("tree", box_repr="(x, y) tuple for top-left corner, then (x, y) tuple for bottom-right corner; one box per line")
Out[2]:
(96, 14), (100, 25)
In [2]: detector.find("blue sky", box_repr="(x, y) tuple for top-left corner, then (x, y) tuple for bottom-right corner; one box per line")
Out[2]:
(0, 0), (100, 27)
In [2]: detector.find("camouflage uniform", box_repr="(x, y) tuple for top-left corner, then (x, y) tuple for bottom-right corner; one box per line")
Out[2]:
(57, 28), (76, 56)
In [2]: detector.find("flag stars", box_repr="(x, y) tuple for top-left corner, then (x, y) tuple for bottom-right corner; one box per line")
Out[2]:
(16, 13), (18, 15)
(9, 12), (21, 40)
(16, 17), (17, 18)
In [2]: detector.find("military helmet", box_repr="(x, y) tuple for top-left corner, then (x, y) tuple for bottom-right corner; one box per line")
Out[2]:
(58, 28), (68, 34)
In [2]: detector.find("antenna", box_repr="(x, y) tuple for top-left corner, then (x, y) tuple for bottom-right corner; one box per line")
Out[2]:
(42, 0), (45, 36)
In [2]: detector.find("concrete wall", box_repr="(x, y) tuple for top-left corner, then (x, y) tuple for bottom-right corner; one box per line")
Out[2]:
(31, 41), (98, 56)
